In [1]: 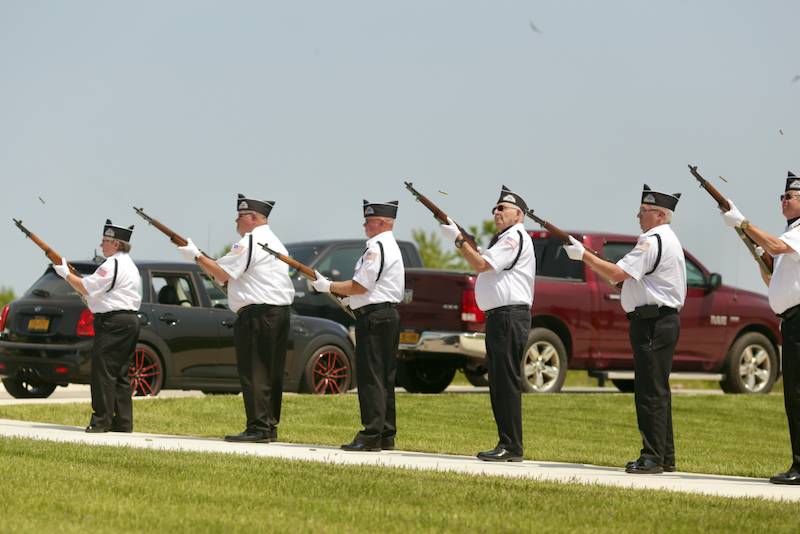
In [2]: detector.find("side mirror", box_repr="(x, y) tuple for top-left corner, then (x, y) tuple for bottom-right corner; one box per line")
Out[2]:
(707, 272), (722, 293)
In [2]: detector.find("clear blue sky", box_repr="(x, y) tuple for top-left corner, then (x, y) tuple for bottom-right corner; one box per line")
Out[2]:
(1, 1), (797, 296)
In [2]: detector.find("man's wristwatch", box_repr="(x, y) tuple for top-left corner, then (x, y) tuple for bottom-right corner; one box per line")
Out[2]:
(455, 237), (465, 249)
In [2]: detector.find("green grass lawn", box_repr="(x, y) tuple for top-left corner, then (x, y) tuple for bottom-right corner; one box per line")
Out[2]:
(1, 436), (797, 534)
(0, 392), (792, 478)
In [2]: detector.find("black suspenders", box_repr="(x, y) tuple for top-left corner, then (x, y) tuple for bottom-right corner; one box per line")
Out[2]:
(244, 233), (253, 272)
(644, 234), (662, 276)
(503, 230), (524, 271)
(106, 259), (118, 293)
(376, 241), (385, 282)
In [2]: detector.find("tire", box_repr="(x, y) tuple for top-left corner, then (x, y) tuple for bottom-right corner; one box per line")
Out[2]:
(129, 343), (165, 397)
(301, 344), (354, 394)
(1, 372), (57, 399)
(398, 360), (456, 393)
(720, 332), (778, 394)
(464, 367), (489, 387)
(520, 328), (568, 393)
(611, 379), (636, 393)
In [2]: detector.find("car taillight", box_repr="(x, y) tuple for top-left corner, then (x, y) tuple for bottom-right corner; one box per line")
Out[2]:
(461, 289), (485, 332)
(0, 304), (9, 332)
(76, 309), (95, 337)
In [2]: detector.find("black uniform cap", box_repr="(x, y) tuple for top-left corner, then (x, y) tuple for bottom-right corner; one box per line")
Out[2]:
(103, 219), (134, 243)
(363, 200), (399, 219)
(641, 184), (681, 212)
(237, 194), (274, 217)
(495, 185), (528, 212)
(786, 171), (800, 192)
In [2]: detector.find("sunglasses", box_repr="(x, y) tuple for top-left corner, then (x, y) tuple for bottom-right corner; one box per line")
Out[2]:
(780, 193), (800, 202)
(492, 204), (517, 214)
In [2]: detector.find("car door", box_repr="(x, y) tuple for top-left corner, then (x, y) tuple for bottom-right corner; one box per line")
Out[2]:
(148, 270), (227, 379)
(592, 240), (638, 366)
(196, 273), (239, 380)
(296, 244), (365, 325)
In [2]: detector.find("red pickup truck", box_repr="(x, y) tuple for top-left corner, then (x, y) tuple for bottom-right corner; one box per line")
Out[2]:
(397, 230), (782, 394)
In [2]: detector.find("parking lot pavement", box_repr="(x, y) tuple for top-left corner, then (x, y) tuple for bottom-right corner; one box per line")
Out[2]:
(0, 417), (795, 503)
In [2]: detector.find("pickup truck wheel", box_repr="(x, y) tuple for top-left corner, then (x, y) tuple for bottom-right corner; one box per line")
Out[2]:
(521, 328), (567, 393)
(398, 360), (456, 393)
(302, 344), (353, 394)
(464, 368), (489, 387)
(720, 332), (778, 394)
(1, 372), (57, 399)
(129, 344), (164, 397)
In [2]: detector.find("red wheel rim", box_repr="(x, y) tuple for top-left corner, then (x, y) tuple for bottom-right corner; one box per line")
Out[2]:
(312, 349), (349, 394)
(129, 347), (162, 397)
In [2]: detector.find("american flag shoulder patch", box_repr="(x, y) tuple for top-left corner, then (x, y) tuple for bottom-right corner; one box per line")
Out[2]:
(97, 267), (108, 277)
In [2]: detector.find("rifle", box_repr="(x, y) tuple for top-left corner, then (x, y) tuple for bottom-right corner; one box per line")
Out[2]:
(257, 242), (356, 321)
(13, 219), (81, 276)
(403, 182), (479, 252)
(523, 209), (602, 257)
(688, 164), (773, 280)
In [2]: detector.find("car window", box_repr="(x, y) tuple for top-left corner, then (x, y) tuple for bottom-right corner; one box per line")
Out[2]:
(686, 258), (706, 288)
(201, 275), (229, 309)
(151, 272), (198, 307)
(533, 237), (585, 280)
(603, 242), (635, 265)
(316, 246), (364, 281)
(24, 267), (144, 300)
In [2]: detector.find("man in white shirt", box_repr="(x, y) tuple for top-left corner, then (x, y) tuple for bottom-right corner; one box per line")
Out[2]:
(564, 185), (686, 474)
(441, 186), (535, 462)
(178, 194), (295, 443)
(719, 171), (800, 485)
(313, 200), (404, 451)
(55, 220), (142, 433)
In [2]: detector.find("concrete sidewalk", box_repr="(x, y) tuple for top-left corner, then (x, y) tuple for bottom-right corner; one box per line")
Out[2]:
(1, 418), (797, 503)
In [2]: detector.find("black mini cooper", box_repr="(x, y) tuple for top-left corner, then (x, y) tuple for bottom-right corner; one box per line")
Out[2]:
(0, 261), (355, 398)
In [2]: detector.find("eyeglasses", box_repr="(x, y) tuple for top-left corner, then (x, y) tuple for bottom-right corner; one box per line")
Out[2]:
(780, 193), (800, 202)
(492, 204), (514, 214)
(637, 208), (662, 217)
(101, 238), (115, 244)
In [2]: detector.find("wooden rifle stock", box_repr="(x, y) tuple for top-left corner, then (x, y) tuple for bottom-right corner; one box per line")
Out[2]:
(403, 181), (479, 252)
(257, 242), (356, 320)
(13, 219), (81, 276)
(688, 164), (773, 279)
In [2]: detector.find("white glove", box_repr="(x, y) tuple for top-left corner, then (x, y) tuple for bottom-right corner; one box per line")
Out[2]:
(53, 258), (70, 279)
(563, 235), (585, 261)
(178, 238), (201, 261)
(440, 217), (461, 243)
(311, 270), (332, 293)
(721, 199), (747, 228)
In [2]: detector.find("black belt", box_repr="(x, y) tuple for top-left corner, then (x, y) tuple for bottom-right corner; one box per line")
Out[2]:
(779, 304), (800, 321)
(95, 310), (137, 317)
(236, 303), (288, 316)
(484, 304), (531, 317)
(352, 302), (396, 318)
(626, 305), (678, 321)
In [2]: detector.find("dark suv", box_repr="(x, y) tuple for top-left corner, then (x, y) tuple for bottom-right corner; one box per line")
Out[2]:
(0, 261), (355, 398)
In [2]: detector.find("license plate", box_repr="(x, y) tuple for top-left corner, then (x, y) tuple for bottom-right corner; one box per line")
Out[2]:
(27, 316), (50, 332)
(399, 331), (420, 344)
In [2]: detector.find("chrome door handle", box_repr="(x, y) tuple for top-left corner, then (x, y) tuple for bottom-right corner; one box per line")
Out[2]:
(604, 294), (621, 301)
(158, 313), (178, 325)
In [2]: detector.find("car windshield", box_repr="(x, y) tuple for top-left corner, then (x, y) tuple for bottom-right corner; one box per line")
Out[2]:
(285, 244), (324, 275)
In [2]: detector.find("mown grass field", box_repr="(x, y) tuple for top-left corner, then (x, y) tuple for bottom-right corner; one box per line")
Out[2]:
(1, 436), (798, 534)
(0, 391), (791, 478)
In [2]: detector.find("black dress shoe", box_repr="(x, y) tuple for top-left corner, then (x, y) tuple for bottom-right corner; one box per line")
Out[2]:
(625, 458), (664, 474)
(85, 425), (109, 434)
(625, 460), (675, 472)
(110, 426), (133, 433)
(381, 437), (395, 450)
(223, 430), (274, 443)
(341, 439), (381, 452)
(769, 470), (800, 485)
(477, 447), (523, 462)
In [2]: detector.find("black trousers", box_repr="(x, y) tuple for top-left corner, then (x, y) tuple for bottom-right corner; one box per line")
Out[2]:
(629, 312), (680, 464)
(233, 304), (290, 434)
(90, 311), (140, 430)
(485, 305), (531, 456)
(780, 314), (800, 470)
(354, 305), (400, 442)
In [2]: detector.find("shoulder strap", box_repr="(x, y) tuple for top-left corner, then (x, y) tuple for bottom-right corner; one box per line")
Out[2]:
(244, 234), (253, 272)
(644, 234), (662, 276)
(376, 241), (385, 282)
(106, 259), (118, 293)
(503, 230), (524, 271)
